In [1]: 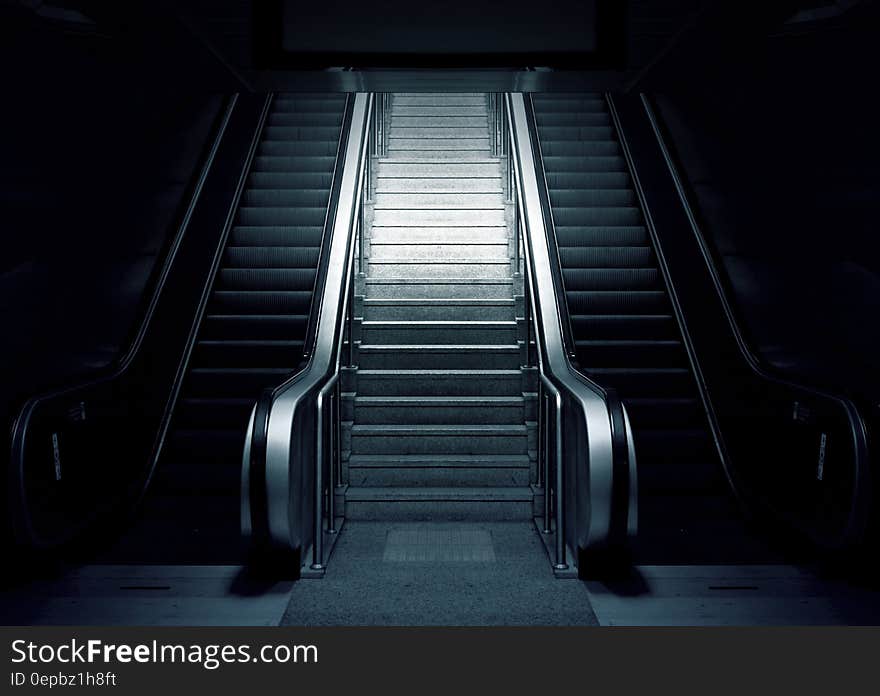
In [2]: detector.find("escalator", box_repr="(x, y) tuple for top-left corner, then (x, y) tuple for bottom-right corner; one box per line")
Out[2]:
(531, 93), (779, 562)
(97, 93), (349, 563)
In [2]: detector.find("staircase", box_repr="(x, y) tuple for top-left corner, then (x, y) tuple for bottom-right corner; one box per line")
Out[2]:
(342, 93), (537, 521)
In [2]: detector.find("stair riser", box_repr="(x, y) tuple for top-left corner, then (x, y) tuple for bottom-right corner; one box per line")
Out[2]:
(365, 281), (513, 299)
(369, 243), (509, 261)
(362, 304), (514, 321)
(367, 262), (511, 279)
(375, 179), (502, 194)
(357, 349), (520, 370)
(360, 325), (517, 344)
(345, 500), (532, 521)
(369, 230), (508, 246)
(389, 138), (491, 151)
(372, 209), (506, 226)
(354, 403), (524, 425)
(378, 163), (501, 177)
(356, 375), (524, 397)
(349, 468), (530, 487)
(350, 434), (528, 455)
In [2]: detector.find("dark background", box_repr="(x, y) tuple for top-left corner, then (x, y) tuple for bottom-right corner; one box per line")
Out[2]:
(0, 0), (878, 442)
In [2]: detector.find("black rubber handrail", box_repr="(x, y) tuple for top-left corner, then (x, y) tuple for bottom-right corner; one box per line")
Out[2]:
(524, 94), (580, 366)
(300, 94), (354, 365)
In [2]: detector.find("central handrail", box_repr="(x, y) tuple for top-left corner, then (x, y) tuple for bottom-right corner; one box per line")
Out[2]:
(497, 92), (637, 570)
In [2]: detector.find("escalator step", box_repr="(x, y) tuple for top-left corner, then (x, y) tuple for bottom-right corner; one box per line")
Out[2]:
(538, 126), (616, 141)
(272, 100), (348, 114)
(247, 172), (334, 189)
(550, 189), (636, 207)
(187, 367), (293, 396)
(224, 246), (321, 268)
(540, 140), (621, 157)
(236, 206), (327, 226)
(240, 188), (330, 207)
(574, 339), (685, 366)
(541, 155), (627, 173)
(259, 141), (340, 157)
(562, 268), (659, 290)
(202, 314), (309, 340)
(555, 225), (648, 247)
(209, 290), (313, 313)
(570, 314), (678, 340)
(268, 112), (344, 127)
(218, 268), (317, 291)
(229, 226), (324, 247)
(263, 125), (342, 141)
(545, 172), (631, 189)
(552, 206), (643, 226)
(193, 340), (307, 367)
(252, 155), (337, 172)
(566, 290), (668, 314)
(534, 112), (611, 127)
(559, 246), (654, 268)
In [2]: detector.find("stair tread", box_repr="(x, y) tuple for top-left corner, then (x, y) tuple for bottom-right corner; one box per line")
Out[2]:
(358, 344), (519, 351)
(345, 486), (533, 500)
(349, 453), (530, 464)
(355, 395), (523, 403)
(351, 424), (527, 434)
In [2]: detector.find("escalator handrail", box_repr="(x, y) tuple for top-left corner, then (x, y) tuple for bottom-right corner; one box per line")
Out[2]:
(300, 94), (354, 364)
(524, 94), (581, 366)
(629, 93), (871, 545)
(506, 92), (637, 554)
(243, 93), (371, 552)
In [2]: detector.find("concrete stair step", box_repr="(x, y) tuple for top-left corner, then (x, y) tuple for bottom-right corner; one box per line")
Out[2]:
(392, 107), (487, 117)
(367, 260), (511, 279)
(378, 162), (501, 177)
(372, 209), (506, 227)
(349, 424), (528, 455)
(373, 192), (504, 209)
(389, 138), (491, 151)
(393, 95), (486, 106)
(348, 465), (530, 487)
(375, 178), (502, 193)
(343, 486), (534, 521)
(387, 153), (498, 162)
(364, 278), (514, 299)
(360, 320), (517, 344)
(389, 126), (490, 138)
(353, 395), (524, 422)
(362, 299), (514, 321)
(390, 116), (489, 128)
(355, 369), (523, 396)
(369, 227), (508, 244)
(369, 243), (509, 261)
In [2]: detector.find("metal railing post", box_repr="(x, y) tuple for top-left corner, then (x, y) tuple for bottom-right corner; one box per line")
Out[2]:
(327, 390), (337, 534)
(543, 391), (551, 534)
(553, 390), (567, 569)
(312, 390), (326, 570)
